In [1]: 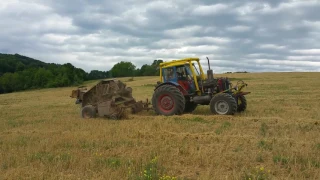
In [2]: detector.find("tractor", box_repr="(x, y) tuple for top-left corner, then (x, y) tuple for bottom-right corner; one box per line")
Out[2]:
(151, 57), (250, 116)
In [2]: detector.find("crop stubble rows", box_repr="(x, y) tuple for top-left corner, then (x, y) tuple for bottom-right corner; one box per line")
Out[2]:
(0, 72), (319, 179)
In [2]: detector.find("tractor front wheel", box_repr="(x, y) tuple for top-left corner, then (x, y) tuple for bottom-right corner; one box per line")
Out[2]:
(152, 85), (185, 116)
(236, 95), (247, 112)
(210, 93), (237, 115)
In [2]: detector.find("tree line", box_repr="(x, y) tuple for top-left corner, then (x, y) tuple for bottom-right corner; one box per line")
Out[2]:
(0, 53), (163, 94)
(110, 59), (163, 77)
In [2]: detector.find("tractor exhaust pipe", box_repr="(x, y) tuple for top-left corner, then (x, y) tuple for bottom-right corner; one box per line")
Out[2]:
(206, 57), (214, 80)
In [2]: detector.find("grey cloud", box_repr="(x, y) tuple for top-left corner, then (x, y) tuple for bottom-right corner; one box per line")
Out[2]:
(191, 4), (229, 16)
(291, 49), (320, 55)
(0, 0), (320, 73)
(226, 25), (252, 32)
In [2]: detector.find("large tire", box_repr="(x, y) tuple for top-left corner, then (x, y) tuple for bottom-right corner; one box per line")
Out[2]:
(236, 95), (247, 112)
(184, 101), (197, 113)
(152, 85), (185, 116)
(81, 105), (96, 119)
(210, 93), (237, 115)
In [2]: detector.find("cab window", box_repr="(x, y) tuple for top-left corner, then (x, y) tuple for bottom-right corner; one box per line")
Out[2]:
(184, 65), (194, 80)
(176, 66), (188, 80)
(163, 67), (175, 82)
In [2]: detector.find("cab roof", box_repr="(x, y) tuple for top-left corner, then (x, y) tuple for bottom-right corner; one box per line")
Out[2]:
(159, 57), (200, 68)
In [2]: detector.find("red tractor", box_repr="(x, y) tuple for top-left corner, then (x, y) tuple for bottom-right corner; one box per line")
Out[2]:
(151, 57), (250, 116)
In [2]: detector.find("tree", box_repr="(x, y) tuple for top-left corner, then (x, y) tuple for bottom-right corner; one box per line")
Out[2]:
(87, 70), (109, 80)
(151, 59), (163, 67)
(111, 61), (136, 77)
(151, 59), (163, 76)
(0, 73), (14, 93)
(34, 68), (53, 87)
(16, 62), (25, 71)
(139, 64), (154, 76)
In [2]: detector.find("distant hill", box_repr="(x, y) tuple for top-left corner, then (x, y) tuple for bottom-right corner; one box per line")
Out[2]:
(0, 53), (163, 94)
(0, 53), (109, 94)
(0, 53), (47, 75)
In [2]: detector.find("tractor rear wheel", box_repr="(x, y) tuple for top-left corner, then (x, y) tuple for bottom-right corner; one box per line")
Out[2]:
(184, 101), (197, 113)
(81, 105), (96, 119)
(210, 93), (237, 115)
(236, 95), (247, 112)
(152, 85), (185, 116)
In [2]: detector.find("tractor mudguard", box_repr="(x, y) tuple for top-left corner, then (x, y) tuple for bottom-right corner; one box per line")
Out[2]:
(154, 82), (188, 95)
(233, 91), (251, 97)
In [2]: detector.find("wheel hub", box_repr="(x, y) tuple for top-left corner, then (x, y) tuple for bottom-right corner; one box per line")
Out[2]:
(83, 110), (91, 118)
(215, 100), (229, 114)
(160, 95), (174, 111)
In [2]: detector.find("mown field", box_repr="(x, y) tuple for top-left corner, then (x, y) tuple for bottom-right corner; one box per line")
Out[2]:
(0, 72), (319, 180)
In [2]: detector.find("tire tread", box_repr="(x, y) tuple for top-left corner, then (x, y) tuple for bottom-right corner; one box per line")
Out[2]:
(210, 93), (237, 115)
(152, 85), (185, 116)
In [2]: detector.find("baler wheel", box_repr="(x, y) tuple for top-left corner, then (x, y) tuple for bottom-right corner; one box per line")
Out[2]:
(81, 105), (96, 119)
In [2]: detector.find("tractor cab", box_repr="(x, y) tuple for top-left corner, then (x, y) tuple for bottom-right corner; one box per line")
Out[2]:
(162, 64), (197, 94)
(159, 58), (205, 95)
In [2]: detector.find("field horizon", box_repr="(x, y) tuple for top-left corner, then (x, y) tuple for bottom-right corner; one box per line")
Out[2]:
(1, 72), (319, 180)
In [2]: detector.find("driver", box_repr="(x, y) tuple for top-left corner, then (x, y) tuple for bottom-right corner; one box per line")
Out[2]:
(166, 68), (174, 80)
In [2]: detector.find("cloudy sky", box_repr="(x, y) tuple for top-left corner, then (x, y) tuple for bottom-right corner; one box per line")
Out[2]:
(1, 0), (320, 73)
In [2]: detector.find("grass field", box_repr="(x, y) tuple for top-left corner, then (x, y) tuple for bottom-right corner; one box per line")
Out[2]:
(0, 72), (320, 180)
